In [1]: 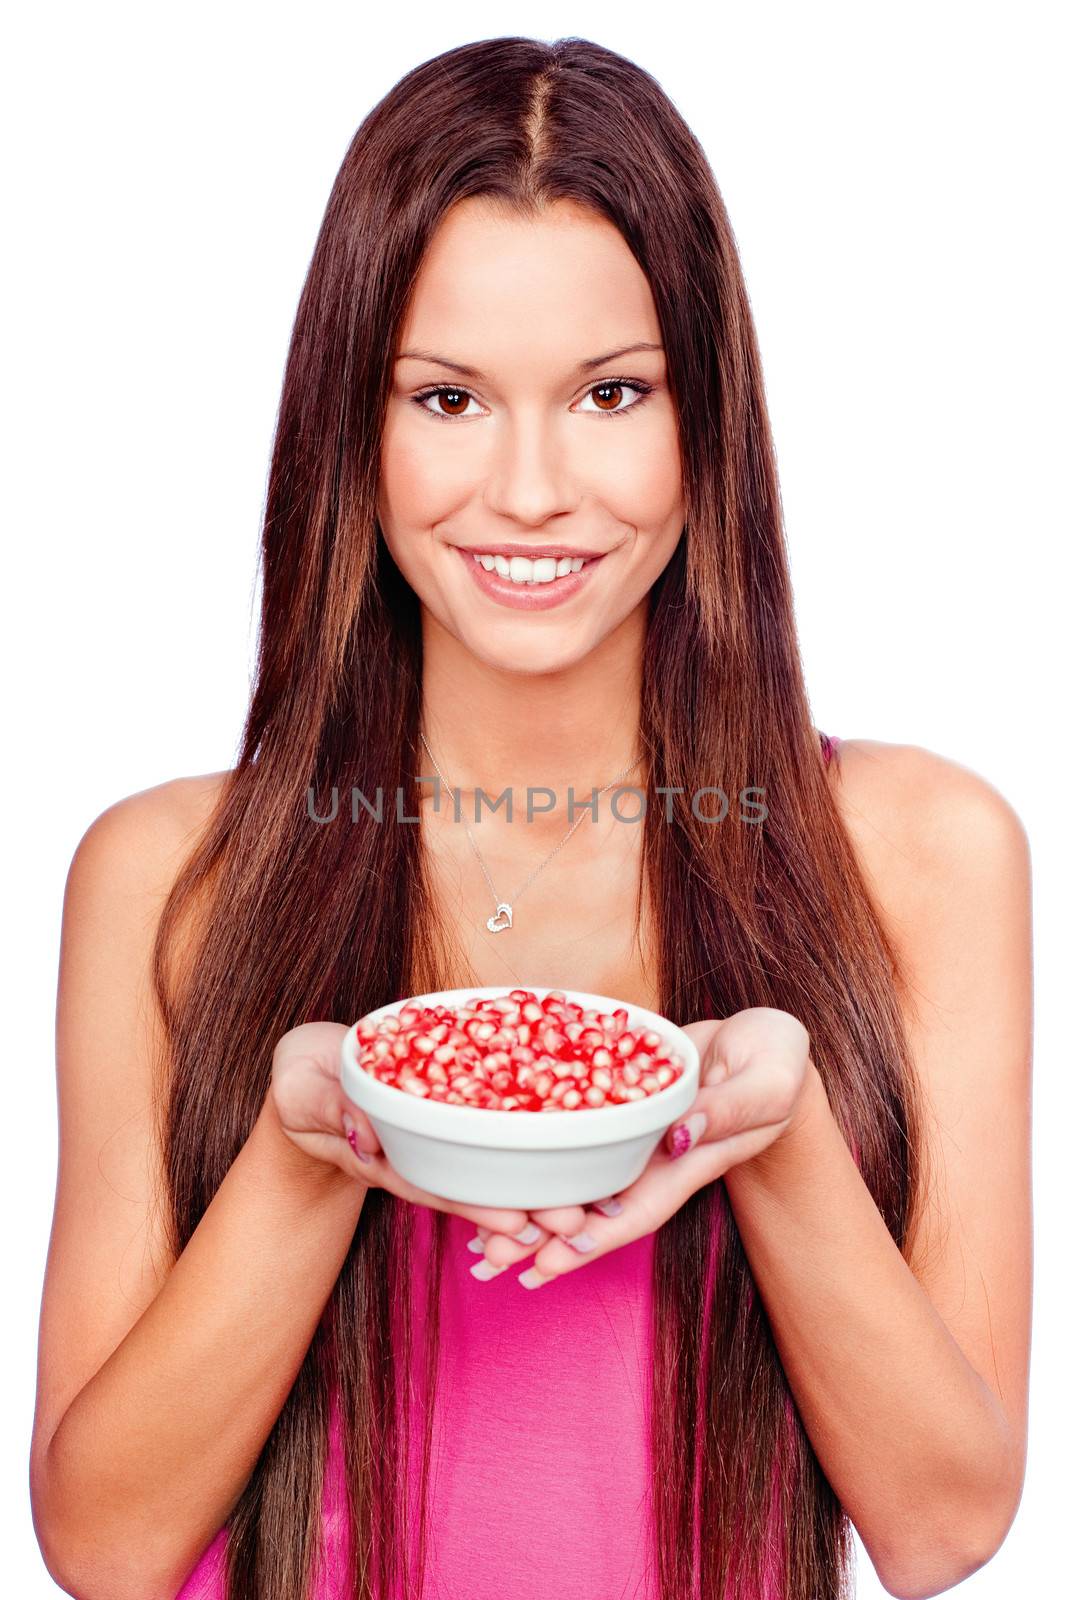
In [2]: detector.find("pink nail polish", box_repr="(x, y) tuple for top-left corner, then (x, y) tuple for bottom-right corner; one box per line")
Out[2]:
(669, 1110), (708, 1159)
(343, 1114), (372, 1163)
(564, 1231), (596, 1253)
(669, 1123), (692, 1159)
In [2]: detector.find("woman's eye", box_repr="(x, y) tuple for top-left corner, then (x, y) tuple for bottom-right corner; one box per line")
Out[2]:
(575, 380), (653, 417)
(413, 387), (488, 421)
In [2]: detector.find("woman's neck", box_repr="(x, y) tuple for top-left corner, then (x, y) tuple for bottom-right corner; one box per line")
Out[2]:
(417, 611), (647, 825)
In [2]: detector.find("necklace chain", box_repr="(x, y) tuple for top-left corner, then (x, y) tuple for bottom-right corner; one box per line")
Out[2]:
(418, 730), (642, 933)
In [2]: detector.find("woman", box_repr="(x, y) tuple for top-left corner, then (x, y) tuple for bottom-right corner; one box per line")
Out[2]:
(31, 34), (1032, 1600)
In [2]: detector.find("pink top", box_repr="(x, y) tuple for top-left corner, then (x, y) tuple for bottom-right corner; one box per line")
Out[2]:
(176, 733), (842, 1598)
(177, 1210), (659, 1600)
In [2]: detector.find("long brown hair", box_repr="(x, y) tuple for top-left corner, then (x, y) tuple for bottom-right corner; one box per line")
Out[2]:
(152, 35), (929, 1599)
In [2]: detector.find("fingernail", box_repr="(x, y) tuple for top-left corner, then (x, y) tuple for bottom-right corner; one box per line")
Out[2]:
(515, 1222), (542, 1244)
(342, 1112), (372, 1163)
(517, 1266), (551, 1290)
(669, 1110), (708, 1159)
(470, 1258), (509, 1281)
(563, 1231), (597, 1254)
(593, 1197), (623, 1217)
(466, 1234), (486, 1254)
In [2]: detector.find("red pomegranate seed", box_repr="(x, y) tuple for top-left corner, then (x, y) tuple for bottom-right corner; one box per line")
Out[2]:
(353, 989), (685, 1112)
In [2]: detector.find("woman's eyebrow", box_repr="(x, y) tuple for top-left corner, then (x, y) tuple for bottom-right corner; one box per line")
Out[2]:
(394, 342), (664, 381)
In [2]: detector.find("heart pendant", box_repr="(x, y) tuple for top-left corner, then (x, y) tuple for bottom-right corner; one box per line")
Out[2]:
(486, 903), (513, 933)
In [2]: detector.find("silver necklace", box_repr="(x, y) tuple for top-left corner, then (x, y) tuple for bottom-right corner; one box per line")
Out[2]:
(419, 730), (642, 934)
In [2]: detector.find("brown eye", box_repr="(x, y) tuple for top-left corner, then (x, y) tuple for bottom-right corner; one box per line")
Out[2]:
(413, 386), (487, 421)
(436, 389), (470, 416)
(576, 379), (653, 419)
(589, 383), (625, 412)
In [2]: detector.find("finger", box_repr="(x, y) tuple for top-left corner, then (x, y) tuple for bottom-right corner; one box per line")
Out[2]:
(663, 1059), (797, 1157)
(478, 1222), (548, 1269)
(473, 1198), (609, 1268)
(518, 1205), (629, 1286)
(339, 1104), (383, 1159)
(457, 1203), (535, 1236)
(529, 1204), (589, 1237)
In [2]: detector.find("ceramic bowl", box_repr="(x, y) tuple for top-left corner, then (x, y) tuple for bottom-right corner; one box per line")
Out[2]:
(339, 985), (701, 1207)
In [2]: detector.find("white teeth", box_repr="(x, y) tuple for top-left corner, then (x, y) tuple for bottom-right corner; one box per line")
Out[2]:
(474, 553), (586, 583)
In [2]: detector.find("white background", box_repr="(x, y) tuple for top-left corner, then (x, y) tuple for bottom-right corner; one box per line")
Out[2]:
(4, 2), (1062, 1593)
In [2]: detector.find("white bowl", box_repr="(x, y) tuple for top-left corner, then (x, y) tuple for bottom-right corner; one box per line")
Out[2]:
(339, 986), (701, 1208)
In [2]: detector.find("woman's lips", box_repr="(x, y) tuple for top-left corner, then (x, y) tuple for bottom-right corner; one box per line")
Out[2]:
(452, 546), (605, 610)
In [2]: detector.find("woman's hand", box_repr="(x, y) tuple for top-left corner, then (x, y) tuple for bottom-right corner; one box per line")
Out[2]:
(270, 1021), (591, 1245)
(472, 1007), (818, 1287)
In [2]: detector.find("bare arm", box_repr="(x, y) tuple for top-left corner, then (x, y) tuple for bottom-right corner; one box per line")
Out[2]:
(723, 743), (1033, 1599)
(42, 1095), (364, 1600)
(31, 781), (367, 1600)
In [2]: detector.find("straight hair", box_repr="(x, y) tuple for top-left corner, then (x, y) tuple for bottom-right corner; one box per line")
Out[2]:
(152, 35), (930, 1599)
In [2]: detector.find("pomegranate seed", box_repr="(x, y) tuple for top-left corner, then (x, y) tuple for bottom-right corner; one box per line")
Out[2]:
(353, 988), (685, 1115)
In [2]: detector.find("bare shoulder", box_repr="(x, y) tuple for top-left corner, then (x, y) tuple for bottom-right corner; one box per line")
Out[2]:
(829, 738), (1030, 958)
(72, 768), (233, 874)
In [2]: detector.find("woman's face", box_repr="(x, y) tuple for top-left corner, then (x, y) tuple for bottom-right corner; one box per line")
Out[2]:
(378, 197), (685, 676)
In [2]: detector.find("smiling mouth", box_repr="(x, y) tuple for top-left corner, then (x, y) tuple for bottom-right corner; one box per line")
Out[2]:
(449, 542), (608, 609)
(451, 543), (610, 583)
